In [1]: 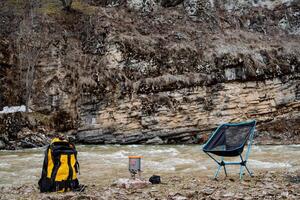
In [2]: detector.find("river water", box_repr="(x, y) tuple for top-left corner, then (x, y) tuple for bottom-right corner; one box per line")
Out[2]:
(0, 145), (299, 187)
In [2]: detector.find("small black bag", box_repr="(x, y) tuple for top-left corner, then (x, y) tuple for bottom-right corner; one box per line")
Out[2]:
(149, 175), (161, 184)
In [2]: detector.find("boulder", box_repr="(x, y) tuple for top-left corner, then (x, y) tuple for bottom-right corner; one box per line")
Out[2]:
(18, 128), (49, 148)
(146, 136), (164, 144)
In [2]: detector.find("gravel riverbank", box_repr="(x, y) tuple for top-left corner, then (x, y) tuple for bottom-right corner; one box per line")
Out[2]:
(1, 169), (299, 200)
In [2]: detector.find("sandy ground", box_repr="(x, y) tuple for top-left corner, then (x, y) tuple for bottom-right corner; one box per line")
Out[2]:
(0, 169), (299, 200)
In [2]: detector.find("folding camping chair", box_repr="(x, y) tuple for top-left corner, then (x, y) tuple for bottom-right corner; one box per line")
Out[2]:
(202, 120), (256, 179)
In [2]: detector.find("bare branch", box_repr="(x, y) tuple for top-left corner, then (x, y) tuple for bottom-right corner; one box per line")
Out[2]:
(16, 2), (47, 112)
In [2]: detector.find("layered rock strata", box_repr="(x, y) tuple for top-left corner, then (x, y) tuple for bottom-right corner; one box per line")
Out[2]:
(77, 77), (300, 144)
(0, 0), (299, 148)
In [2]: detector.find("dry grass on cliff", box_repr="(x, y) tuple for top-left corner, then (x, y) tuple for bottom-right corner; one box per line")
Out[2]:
(3, 0), (98, 15)
(38, 0), (97, 15)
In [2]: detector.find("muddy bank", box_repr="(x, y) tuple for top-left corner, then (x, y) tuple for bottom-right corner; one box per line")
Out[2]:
(0, 169), (299, 200)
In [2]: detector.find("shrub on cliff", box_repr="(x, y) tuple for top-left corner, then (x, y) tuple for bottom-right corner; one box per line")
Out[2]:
(60, 0), (73, 11)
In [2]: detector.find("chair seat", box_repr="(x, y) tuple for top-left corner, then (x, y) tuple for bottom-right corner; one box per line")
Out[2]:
(203, 146), (244, 157)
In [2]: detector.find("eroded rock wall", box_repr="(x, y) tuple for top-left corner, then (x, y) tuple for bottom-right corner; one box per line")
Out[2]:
(77, 77), (300, 144)
(0, 0), (299, 148)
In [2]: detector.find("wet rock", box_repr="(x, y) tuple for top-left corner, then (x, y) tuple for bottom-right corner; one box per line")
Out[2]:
(183, 0), (213, 17)
(0, 139), (5, 149)
(234, 193), (245, 199)
(127, 0), (158, 12)
(0, 112), (50, 149)
(0, 112), (28, 139)
(146, 136), (164, 144)
(17, 128), (49, 148)
(287, 174), (300, 184)
(161, 0), (184, 8)
(76, 128), (116, 144)
(201, 188), (214, 195)
(90, 0), (125, 7)
(168, 193), (188, 200)
(222, 191), (235, 198)
(113, 178), (151, 189)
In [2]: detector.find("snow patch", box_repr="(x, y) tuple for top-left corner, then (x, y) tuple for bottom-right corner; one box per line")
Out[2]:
(0, 105), (31, 114)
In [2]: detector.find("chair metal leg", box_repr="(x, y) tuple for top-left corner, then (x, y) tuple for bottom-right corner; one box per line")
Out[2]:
(239, 165), (244, 180)
(223, 166), (228, 177)
(239, 154), (254, 179)
(241, 126), (255, 179)
(207, 152), (254, 180)
(214, 164), (222, 179)
(214, 156), (226, 179)
(239, 154), (245, 179)
(244, 165), (253, 177)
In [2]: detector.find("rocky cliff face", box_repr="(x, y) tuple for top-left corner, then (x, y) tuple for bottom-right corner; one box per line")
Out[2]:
(0, 0), (299, 149)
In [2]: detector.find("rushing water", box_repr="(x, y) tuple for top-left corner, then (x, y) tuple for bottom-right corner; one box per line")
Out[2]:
(0, 145), (299, 187)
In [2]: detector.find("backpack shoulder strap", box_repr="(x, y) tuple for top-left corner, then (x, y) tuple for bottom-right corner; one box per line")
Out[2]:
(68, 142), (80, 174)
(40, 145), (50, 179)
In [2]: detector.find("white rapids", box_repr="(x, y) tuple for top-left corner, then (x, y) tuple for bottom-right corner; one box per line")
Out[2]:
(0, 144), (299, 186)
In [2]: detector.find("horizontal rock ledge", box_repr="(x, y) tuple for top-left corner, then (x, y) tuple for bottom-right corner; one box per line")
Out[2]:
(76, 127), (201, 144)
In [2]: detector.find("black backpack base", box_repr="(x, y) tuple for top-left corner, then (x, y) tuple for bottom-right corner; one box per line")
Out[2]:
(39, 177), (80, 193)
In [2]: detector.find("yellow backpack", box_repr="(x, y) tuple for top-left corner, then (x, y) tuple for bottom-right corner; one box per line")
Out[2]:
(38, 138), (80, 192)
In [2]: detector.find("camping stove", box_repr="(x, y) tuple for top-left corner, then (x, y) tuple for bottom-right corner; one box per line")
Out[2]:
(128, 156), (142, 179)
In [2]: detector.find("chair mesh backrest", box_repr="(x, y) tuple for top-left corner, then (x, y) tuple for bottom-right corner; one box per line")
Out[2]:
(206, 123), (254, 151)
